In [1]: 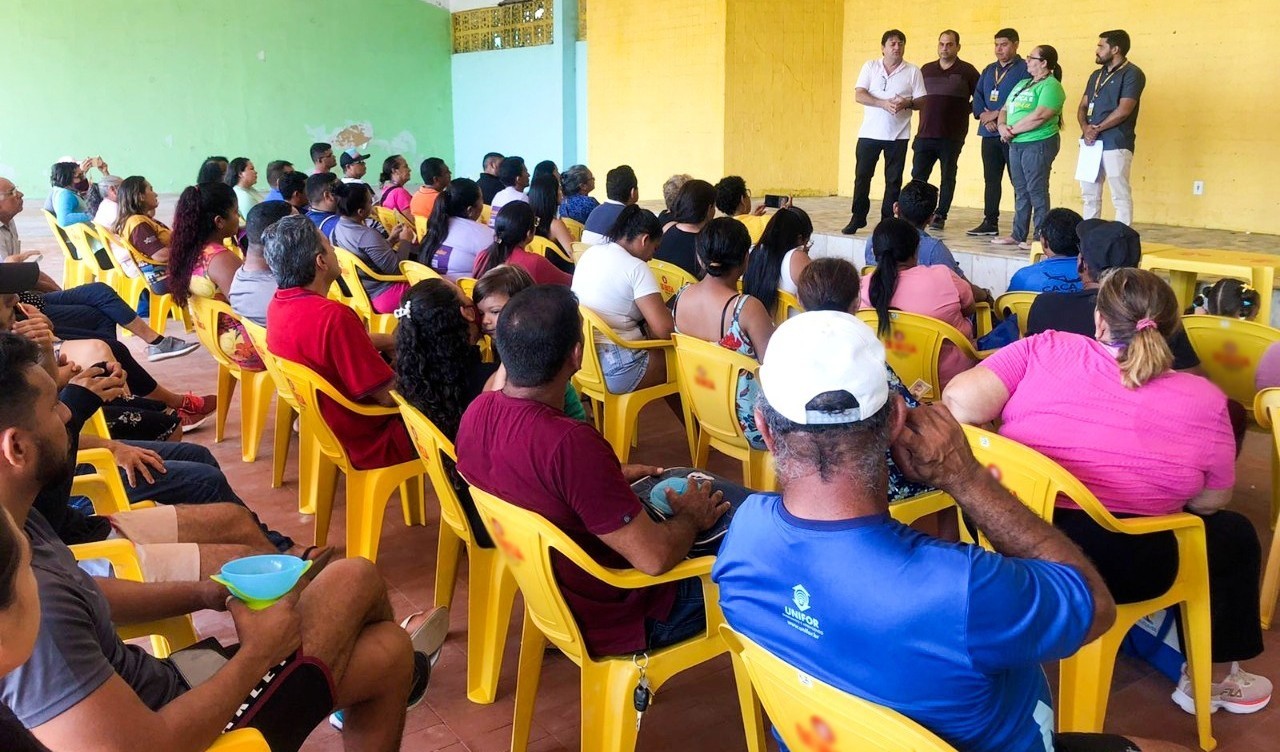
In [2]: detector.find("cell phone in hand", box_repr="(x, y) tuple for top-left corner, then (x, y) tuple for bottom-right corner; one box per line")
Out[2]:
(764, 194), (790, 209)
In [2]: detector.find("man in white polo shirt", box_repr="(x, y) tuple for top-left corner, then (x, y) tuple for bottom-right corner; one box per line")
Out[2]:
(843, 29), (926, 235)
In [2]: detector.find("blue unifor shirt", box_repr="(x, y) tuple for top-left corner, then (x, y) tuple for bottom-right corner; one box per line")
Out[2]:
(973, 57), (1031, 138)
(712, 495), (1096, 752)
(1007, 255), (1083, 294)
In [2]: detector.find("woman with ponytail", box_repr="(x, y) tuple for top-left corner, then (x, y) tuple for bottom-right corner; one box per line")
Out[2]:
(377, 154), (414, 216)
(993, 44), (1066, 250)
(945, 267), (1271, 711)
(169, 182), (263, 370)
(472, 202), (569, 285)
(419, 178), (494, 279)
(528, 174), (576, 274)
(742, 206), (813, 316)
(862, 217), (976, 388)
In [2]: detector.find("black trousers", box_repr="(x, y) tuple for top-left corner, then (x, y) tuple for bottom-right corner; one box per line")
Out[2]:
(851, 138), (908, 225)
(911, 137), (964, 219)
(980, 136), (1011, 224)
(1055, 507), (1264, 663)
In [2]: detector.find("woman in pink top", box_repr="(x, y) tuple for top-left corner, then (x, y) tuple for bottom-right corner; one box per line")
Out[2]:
(860, 217), (976, 388)
(945, 268), (1269, 713)
(376, 154), (413, 214)
(473, 202), (571, 286)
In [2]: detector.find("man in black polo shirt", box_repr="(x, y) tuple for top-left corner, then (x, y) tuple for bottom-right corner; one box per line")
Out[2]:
(1077, 30), (1145, 226)
(477, 152), (505, 205)
(911, 30), (979, 232)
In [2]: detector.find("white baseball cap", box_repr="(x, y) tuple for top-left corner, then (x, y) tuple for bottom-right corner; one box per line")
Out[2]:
(758, 311), (889, 425)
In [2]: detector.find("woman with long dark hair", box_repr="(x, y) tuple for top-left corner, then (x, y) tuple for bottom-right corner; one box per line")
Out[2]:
(419, 178), (494, 280)
(331, 182), (415, 313)
(742, 206), (813, 315)
(527, 174), (576, 274)
(197, 156), (229, 184)
(670, 217), (775, 448)
(656, 178), (717, 278)
(863, 217), (976, 388)
(472, 202), (570, 285)
(168, 182), (263, 370)
(377, 154), (414, 216)
(993, 44), (1066, 250)
(224, 157), (261, 221)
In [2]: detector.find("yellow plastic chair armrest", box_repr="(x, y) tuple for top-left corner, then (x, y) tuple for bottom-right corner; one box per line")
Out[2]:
(72, 447), (134, 515)
(573, 553), (714, 590)
(207, 728), (271, 751)
(69, 539), (146, 582)
(1096, 511), (1206, 537)
(311, 387), (401, 418)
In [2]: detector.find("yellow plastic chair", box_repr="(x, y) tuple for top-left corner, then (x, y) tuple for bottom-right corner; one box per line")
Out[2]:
(528, 235), (574, 266)
(562, 216), (585, 242)
(241, 320), (326, 515)
(963, 426), (1215, 751)
(575, 307), (679, 462)
(646, 259), (697, 303)
(274, 357), (425, 561)
(458, 276), (477, 299)
(375, 206), (409, 235)
(395, 395), (517, 704)
(854, 309), (990, 403)
(721, 625), (955, 751)
(773, 290), (804, 325)
(187, 297), (273, 462)
(70, 538), (196, 658)
(414, 214), (429, 243)
(671, 334), (773, 489)
(92, 223), (148, 306)
(861, 264), (876, 277)
(1142, 246), (1280, 324)
(399, 258), (443, 286)
(1182, 314), (1280, 418)
(43, 211), (95, 288)
(334, 248), (400, 334)
(467, 486), (766, 752)
(1253, 388), (1280, 628)
(571, 241), (591, 263)
(70, 225), (150, 327)
(480, 204), (492, 226)
(994, 291), (1039, 338)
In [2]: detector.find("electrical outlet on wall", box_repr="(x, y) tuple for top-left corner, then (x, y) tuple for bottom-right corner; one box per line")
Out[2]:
(1193, 181), (1204, 195)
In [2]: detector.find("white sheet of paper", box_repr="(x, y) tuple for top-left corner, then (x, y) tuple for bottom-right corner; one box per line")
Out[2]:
(1075, 139), (1104, 182)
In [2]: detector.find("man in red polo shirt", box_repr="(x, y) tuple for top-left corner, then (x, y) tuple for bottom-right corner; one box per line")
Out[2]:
(262, 214), (414, 470)
(456, 285), (728, 657)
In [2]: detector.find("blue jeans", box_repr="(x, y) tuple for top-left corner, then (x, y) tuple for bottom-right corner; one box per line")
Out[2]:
(645, 577), (706, 650)
(1008, 134), (1061, 242)
(70, 440), (295, 552)
(44, 282), (140, 337)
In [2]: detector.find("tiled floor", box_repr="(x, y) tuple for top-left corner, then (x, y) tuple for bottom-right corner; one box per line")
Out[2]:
(14, 212), (1280, 751)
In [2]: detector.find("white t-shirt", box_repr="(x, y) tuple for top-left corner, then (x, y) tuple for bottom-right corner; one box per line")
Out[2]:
(855, 58), (926, 141)
(779, 248), (800, 295)
(489, 186), (530, 227)
(93, 199), (118, 229)
(571, 242), (661, 341)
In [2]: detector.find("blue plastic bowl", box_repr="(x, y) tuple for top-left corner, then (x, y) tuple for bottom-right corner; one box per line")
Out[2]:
(214, 554), (309, 602)
(649, 477), (691, 516)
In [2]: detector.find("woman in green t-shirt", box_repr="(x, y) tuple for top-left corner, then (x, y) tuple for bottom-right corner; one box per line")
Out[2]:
(993, 45), (1066, 250)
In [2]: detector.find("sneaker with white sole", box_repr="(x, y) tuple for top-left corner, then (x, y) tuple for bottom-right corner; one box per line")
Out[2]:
(1172, 662), (1273, 715)
(329, 611), (449, 732)
(146, 336), (200, 362)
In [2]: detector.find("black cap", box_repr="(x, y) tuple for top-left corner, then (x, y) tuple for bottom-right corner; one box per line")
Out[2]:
(339, 149), (369, 169)
(1077, 219), (1141, 273)
(0, 262), (39, 294)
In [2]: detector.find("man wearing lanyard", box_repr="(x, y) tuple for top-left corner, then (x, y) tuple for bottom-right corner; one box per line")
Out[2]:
(966, 28), (1030, 237)
(843, 29), (926, 235)
(1078, 30), (1145, 226)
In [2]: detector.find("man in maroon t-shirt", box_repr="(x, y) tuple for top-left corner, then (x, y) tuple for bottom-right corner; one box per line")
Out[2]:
(911, 30), (980, 231)
(456, 285), (728, 657)
(263, 214), (414, 471)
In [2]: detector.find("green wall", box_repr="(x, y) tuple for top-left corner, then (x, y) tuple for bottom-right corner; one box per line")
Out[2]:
(1, 0), (454, 198)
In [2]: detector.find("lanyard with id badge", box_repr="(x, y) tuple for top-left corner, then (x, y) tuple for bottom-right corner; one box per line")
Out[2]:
(990, 61), (1016, 103)
(1088, 61), (1128, 118)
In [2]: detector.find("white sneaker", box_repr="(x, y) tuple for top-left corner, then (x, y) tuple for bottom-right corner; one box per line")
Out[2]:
(1172, 662), (1273, 715)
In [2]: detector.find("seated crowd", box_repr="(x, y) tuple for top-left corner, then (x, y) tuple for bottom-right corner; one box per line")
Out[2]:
(0, 140), (1270, 752)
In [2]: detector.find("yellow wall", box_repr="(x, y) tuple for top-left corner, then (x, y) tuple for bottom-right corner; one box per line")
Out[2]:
(588, 0), (727, 202)
(725, 0), (845, 197)
(838, 2), (1280, 234)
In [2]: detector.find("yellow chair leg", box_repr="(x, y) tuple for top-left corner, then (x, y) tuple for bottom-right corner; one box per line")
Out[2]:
(214, 365), (237, 443)
(730, 652), (769, 752)
(1057, 626), (1123, 733)
(347, 467), (416, 561)
(1270, 440), (1280, 531)
(694, 430), (712, 470)
(511, 610), (548, 752)
(466, 551), (516, 705)
(434, 526), (464, 610)
(399, 474), (426, 527)
(1179, 594), (1218, 751)
(581, 662), (641, 752)
(1261, 522), (1280, 630)
(603, 400), (634, 463)
(308, 453), (339, 544)
(270, 400), (293, 489)
(240, 373), (274, 463)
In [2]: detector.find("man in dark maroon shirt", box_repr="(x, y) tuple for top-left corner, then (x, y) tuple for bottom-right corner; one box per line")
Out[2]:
(456, 285), (727, 657)
(911, 30), (980, 231)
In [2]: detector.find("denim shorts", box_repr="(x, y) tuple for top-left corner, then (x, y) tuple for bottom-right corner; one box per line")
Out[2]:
(598, 341), (650, 394)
